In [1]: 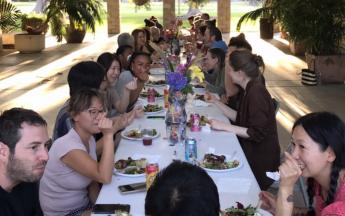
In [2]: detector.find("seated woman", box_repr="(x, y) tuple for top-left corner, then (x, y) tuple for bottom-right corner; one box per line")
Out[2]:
(97, 52), (137, 116)
(202, 48), (225, 96)
(206, 50), (280, 190)
(260, 112), (345, 216)
(39, 88), (128, 216)
(223, 33), (253, 110)
(116, 52), (151, 111)
(132, 28), (154, 54)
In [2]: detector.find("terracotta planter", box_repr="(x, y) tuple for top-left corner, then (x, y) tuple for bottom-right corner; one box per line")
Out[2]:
(260, 18), (273, 39)
(15, 33), (45, 53)
(306, 53), (345, 84)
(289, 41), (306, 56)
(64, 27), (86, 43)
(2, 32), (17, 49)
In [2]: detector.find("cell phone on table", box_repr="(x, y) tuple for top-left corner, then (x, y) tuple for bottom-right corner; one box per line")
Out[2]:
(92, 204), (130, 214)
(118, 182), (146, 194)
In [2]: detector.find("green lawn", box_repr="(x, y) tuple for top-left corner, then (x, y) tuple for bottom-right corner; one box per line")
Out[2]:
(14, 1), (260, 33)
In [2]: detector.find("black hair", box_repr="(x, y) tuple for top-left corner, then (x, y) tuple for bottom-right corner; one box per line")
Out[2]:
(205, 19), (216, 28)
(208, 48), (225, 70)
(145, 161), (220, 216)
(97, 52), (122, 75)
(208, 26), (222, 41)
(198, 25), (207, 36)
(293, 112), (345, 209)
(229, 50), (265, 78)
(68, 88), (106, 118)
(128, 52), (152, 72)
(228, 33), (252, 51)
(116, 45), (133, 56)
(144, 18), (156, 27)
(201, 13), (210, 20)
(67, 61), (105, 97)
(0, 108), (47, 153)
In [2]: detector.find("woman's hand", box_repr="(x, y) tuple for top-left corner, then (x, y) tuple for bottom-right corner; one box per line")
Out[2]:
(134, 106), (144, 118)
(259, 191), (276, 215)
(126, 77), (137, 91)
(111, 115), (128, 133)
(279, 152), (302, 188)
(98, 114), (114, 137)
(209, 119), (228, 131)
(205, 92), (218, 103)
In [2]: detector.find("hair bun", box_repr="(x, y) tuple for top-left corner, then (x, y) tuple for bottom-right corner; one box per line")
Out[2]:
(253, 55), (264, 67)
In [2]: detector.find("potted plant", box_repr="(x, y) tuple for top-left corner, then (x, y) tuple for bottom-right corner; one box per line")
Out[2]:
(279, 0), (345, 83)
(14, 13), (48, 53)
(44, 0), (104, 43)
(187, 0), (209, 9)
(133, 0), (151, 10)
(236, 0), (283, 39)
(0, 0), (21, 49)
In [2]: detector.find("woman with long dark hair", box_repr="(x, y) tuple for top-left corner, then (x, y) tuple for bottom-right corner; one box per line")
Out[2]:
(202, 48), (225, 95)
(206, 50), (280, 190)
(260, 112), (345, 215)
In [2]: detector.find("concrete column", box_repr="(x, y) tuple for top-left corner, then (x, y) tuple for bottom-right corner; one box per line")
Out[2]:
(217, 0), (231, 33)
(163, 0), (176, 28)
(107, 0), (120, 34)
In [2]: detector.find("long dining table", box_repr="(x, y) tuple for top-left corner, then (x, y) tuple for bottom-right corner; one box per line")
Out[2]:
(93, 73), (262, 216)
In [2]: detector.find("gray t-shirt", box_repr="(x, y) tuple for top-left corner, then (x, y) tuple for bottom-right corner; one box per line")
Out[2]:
(39, 129), (97, 216)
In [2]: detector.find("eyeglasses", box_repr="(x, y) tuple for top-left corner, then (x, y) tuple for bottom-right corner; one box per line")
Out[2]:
(87, 108), (106, 119)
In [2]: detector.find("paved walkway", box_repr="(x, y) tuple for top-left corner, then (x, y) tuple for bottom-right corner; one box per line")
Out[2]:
(1, 32), (345, 151)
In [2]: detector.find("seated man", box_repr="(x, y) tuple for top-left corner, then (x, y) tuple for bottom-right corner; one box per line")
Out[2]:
(145, 161), (220, 216)
(0, 108), (50, 216)
(205, 26), (228, 53)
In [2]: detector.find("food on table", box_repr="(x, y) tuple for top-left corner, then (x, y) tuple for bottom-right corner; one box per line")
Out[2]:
(114, 157), (147, 175)
(193, 83), (205, 88)
(195, 94), (205, 101)
(125, 129), (157, 139)
(201, 153), (240, 170)
(123, 166), (146, 175)
(147, 80), (166, 85)
(140, 89), (163, 98)
(144, 104), (163, 112)
(187, 114), (209, 127)
(126, 129), (142, 138)
(223, 202), (256, 216)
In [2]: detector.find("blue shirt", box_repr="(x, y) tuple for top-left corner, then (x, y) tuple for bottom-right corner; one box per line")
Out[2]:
(211, 40), (228, 52)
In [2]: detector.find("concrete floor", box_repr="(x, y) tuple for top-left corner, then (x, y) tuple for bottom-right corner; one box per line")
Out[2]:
(1, 32), (345, 151)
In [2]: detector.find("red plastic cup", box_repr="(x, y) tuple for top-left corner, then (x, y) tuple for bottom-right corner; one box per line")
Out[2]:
(143, 136), (153, 146)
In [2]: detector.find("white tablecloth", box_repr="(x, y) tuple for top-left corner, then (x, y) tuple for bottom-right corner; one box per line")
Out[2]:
(93, 95), (261, 216)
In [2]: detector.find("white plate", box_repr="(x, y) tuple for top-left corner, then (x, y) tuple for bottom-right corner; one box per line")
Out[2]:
(144, 109), (165, 115)
(145, 81), (166, 87)
(150, 68), (165, 75)
(139, 92), (163, 100)
(201, 156), (243, 173)
(121, 129), (160, 141)
(113, 167), (146, 177)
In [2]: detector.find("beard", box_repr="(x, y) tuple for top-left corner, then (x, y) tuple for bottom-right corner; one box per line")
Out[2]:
(7, 153), (46, 183)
